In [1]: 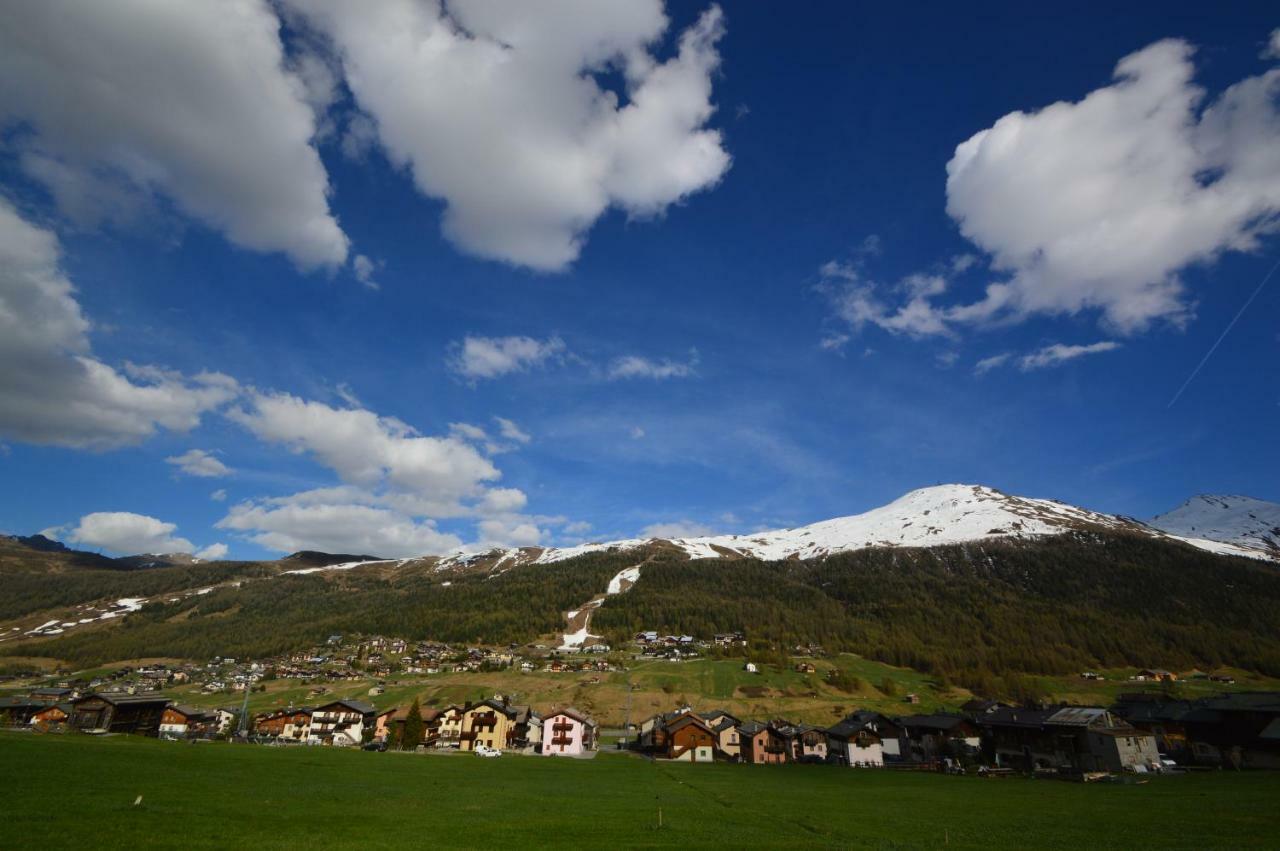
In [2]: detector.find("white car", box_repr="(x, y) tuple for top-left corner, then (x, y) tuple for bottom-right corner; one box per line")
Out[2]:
(474, 744), (502, 758)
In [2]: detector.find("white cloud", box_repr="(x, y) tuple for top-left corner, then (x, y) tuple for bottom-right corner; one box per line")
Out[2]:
(210, 489), (228, 502)
(195, 542), (229, 560)
(166, 448), (231, 478)
(493, 417), (532, 445)
(69, 511), (194, 555)
(1265, 28), (1280, 60)
(0, 200), (237, 449)
(229, 391), (500, 510)
(447, 336), (567, 380)
(476, 488), (529, 515)
(1019, 341), (1121, 371)
(217, 494), (461, 557)
(629, 425), (646, 440)
(945, 37), (1280, 333)
(0, 0), (348, 269)
(641, 520), (716, 539)
(821, 35), (1280, 347)
(284, 0), (730, 270)
(973, 353), (1012, 375)
(562, 520), (593, 536)
(475, 517), (545, 549)
(352, 254), (382, 290)
(607, 351), (699, 380)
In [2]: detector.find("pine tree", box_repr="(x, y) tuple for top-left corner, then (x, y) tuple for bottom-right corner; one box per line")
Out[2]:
(401, 697), (424, 750)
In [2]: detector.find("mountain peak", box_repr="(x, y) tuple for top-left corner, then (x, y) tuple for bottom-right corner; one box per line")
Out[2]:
(1151, 494), (1280, 556)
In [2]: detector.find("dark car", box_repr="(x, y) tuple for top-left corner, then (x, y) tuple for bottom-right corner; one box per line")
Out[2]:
(362, 741), (388, 752)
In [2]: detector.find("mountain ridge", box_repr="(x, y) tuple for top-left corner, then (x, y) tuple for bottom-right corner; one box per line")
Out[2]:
(433, 484), (1276, 573)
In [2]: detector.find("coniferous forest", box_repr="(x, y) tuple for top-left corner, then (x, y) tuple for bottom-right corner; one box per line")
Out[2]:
(5, 532), (1280, 686)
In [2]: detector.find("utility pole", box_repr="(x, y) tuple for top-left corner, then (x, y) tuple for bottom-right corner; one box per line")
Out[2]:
(624, 679), (634, 746)
(237, 676), (252, 738)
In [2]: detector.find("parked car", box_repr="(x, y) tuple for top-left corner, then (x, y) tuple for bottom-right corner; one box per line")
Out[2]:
(474, 744), (502, 758)
(362, 741), (387, 752)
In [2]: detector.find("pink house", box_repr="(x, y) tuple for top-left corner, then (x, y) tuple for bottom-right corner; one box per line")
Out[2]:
(542, 707), (597, 756)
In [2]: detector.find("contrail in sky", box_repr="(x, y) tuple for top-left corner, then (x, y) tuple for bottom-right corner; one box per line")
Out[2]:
(1167, 256), (1280, 408)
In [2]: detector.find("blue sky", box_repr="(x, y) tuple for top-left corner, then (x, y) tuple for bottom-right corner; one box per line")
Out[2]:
(0, 1), (1277, 559)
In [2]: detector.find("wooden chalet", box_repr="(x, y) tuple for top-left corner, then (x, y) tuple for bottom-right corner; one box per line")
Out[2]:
(663, 713), (717, 762)
(69, 693), (170, 736)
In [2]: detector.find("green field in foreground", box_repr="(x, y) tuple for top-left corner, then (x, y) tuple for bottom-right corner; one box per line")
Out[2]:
(4, 733), (1279, 849)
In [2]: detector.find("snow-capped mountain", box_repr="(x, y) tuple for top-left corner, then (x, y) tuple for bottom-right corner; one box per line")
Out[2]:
(435, 484), (1275, 571)
(1150, 495), (1280, 558)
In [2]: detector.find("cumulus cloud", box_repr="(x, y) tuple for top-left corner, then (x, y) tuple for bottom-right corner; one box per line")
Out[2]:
(1266, 28), (1280, 60)
(1018, 341), (1121, 370)
(69, 511), (194, 555)
(166, 449), (231, 478)
(210, 489), (228, 502)
(0, 200), (238, 449)
(195, 542), (229, 560)
(641, 520), (716, 539)
(607, 350), (699, 380)
(945, 37), (1280, 333)
(219, 393), (554, 554)
(229, 391), (500, 510)
(475, 517), (545, 549)
(217, 493), (462, 557)
(447, 336), (567, 380)
(0, 0), (348, 269)
(284, 0), (730, 270)
(476, 487), (529, 515)
(823, 35), (1280, 347)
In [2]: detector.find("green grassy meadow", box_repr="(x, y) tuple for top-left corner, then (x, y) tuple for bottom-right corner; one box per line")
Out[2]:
(4, 732), (1279, 849)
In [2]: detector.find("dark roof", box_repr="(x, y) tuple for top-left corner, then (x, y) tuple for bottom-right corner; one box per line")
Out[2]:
(897, 713), (973, 732)
(698, 709), (740, 723)
(975, 707), (1059, 730)
(0, 696), (43, 710)
(316, 699), (376, 715)
(738, 721), (767, 736)
(665, 713), (714, 735)
(74, 693), (170, 707)
(711, 718), (738, 733)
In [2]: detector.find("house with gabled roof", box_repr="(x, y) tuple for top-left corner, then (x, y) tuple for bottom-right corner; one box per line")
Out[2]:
(663, 713), (717, 762)
(825, 711), (900, 767)
(70, 693), (170, 736)
(738, 721), (789, 764)
(309, 699), (376, 746)
(543, 707), (597, 756)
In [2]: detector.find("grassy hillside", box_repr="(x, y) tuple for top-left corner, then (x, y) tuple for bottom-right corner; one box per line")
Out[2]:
(5, 532), (1280, 693)
(3, 733), (1278, 849)
(123, 655), (1279, 729)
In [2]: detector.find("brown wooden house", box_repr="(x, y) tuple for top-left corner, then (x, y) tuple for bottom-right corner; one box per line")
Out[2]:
(70, 694), (169, 735)
(664, 713), (717, 762)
